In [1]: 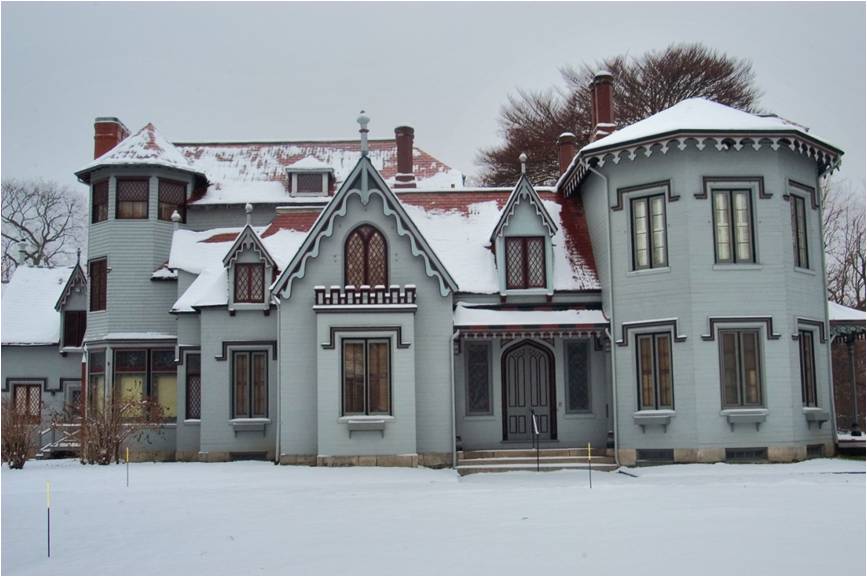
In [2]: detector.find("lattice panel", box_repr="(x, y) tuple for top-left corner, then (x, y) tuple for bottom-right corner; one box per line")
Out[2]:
(526, 238), (545, 287)
(566, 342), (589, 411)
(345, 232), (366, 286)
(506, 238), (524, 288)
(367, 232), (387, 286)
(466, 344), (490, 413)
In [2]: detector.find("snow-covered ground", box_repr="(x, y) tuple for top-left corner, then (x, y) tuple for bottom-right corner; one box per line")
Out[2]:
(2, 459), (864, 575)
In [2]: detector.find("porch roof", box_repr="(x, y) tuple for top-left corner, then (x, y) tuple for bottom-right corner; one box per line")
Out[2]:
(453, 303), (608, 331)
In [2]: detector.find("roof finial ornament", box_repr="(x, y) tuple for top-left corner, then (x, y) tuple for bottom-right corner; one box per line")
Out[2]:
(244, 202), (253, 227)
(519, 152), (528, 175)
(76, 248), (81, 266)
(357, 110), (370, 157)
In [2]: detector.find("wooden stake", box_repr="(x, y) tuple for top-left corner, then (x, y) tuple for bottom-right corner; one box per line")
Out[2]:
(46, 481), (51, 558)
(587, 442), (592, 489)
(126, 447), (129, 488)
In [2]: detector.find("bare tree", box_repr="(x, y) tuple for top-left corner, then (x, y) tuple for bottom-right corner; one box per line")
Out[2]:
(1, 179), (86, 281)
(478, 43), (761, 185)
(77, 396), (165, 465)
(823, 179), (866, 310)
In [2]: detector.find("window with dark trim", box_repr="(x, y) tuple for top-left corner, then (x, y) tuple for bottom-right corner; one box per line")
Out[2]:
(791, 195), (809, 269)
(719, 329), (763, 407)
(566, 340), (591, 412)
(295, 173), (326, 194)
(62, 310), (86, 348)
(13, 384), (41, 422)
(345, 225), (388, 287)
(151, 349), (177, 419)
(186, 353), (201, 420)
(465, 342), (491, 415)
(631, 194), (667, 270)
(799, 330), (817, 407)
(234, 263), (265, 303)
(88, 351), (106, 413)
(636, 333), (673, 410)
(116, 178), (149, 219)
(232, 350), (268, 418)
(158, 179), (186, 222)
(342, 338), (390, 416)
(505, 236), (546, 289)
(113, 349), (147, 418)
(89, 258), (107, 312)
(92, 180), (108, 223)
(712, 188), (755, 263)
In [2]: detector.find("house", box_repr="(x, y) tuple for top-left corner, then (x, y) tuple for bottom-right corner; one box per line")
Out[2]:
(828, 301), (865, 443)
(1, 72), (850, 467)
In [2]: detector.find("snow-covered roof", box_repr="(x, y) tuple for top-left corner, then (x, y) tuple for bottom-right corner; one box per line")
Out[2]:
(169, 186), (599, 311)
(581, 98), (838, 154)
(77, 123), (204, 182)
(828, 301), (865, 323)
(1, 265), (74, 345)
(286, 156), (334, 172)
(454, 303), (607, 328)
(176, 139), (463, 205)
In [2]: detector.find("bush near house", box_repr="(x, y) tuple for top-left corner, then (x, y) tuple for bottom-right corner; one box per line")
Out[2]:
(1, 399), (41, 469)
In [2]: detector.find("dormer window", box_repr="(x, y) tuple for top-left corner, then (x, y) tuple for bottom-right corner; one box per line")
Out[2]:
(286, 156), (333, 196)
(505, 236), (546, 289)
(234, 263), (265, 303)
(116, 178), (149, 219)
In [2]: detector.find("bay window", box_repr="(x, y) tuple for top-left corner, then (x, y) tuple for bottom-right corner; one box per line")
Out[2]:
(158, 179), (186, 222)
(631, 194), (667, 270)
(791, 195), (809, 269)
(151, 349), (177, 419)
(116, 178), (149, 219)
(92, 180), (108, 223)
(720, 329), (763, 407)
(88, 351), (106, 414)
(799, 330), (818, 407)
(636, 333), (673, 410)
(712, 188), (755, 264)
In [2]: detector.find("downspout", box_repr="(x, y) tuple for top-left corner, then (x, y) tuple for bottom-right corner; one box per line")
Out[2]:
(275, 297), (282, 464)
(587, 164), (620, 467)
(450, 328), (460, 468)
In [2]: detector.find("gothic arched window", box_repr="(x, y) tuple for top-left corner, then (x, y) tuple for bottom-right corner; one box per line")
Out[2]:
(345, 225), (388, 286)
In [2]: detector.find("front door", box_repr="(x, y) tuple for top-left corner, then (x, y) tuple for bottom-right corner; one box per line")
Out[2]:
(502, 341), (556, 441)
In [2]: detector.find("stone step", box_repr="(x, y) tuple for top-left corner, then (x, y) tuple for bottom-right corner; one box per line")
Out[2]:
(458, 456), (614, 467)
(459, 447), (607, 460)
(457, 462), (619, 476)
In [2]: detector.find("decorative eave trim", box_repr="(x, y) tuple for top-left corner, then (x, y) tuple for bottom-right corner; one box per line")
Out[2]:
(272, 157), (457, 298)
(54, 264), (87, 311)
(559, 130), (843, 198)
(489, 174), (558, 242)
(222, 225), (276, 268)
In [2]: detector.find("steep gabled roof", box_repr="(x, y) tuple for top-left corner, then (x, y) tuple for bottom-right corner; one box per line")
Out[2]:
(221, 224), (276, 269)
(76, 123), (206, 183)
(54, 262), (87, 311)
(489, 174), (558, 243)
(2, 265), (74, 345)
(271, 156), (458, 298)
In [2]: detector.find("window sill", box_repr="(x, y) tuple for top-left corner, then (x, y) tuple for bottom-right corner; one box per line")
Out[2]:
(712, 264), (762, 271)
(563, 411), (595, 420)
(183, 419), (201, 425)
(339, 415), (393, 438)
(794, 267), (816, 276)
(463, 414), (497, 421)
(633, 409), (675, 433)
(230, 418), (269, 436)
(500, 288), (553, 297)
(626, 267), (670, 278)
(720, 408), (768, 431)
(803, 407), (830, 429)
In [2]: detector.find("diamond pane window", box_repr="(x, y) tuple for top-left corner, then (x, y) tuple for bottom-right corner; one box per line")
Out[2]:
(158, 179), (186, 222)
(186, 353), (201, 420)
(505, 236), (546, 289)
(296, 173), (325, 194)
(466, 342), (491, 415)
(116, 179), (149, 219)
(344, 225), (388, 287)
(92, 180), (108, 223)
(566, 341), (590, 412)
(234, 263), (265, 303)
(14, 384), (42, 421)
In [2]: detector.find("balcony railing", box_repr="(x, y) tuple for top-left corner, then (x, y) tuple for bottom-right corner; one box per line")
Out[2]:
(314, 284), (417, 306)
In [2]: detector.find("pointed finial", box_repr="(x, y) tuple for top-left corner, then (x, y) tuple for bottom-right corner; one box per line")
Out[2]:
(76, 248), (81, 266)
(519, 152), (528, 174)
(357, 110), (370, 157)
(244, 202), (253, 226)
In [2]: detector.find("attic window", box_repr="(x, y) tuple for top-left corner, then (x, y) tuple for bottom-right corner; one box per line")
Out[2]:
(296, 173), (325, 194)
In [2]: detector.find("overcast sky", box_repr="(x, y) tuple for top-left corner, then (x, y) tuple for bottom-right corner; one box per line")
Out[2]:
(2, 2), (865, 195)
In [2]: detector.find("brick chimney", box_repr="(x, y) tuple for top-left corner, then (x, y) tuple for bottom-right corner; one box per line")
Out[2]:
(590, 71), (615, 141)
(93, 117), (130, 159)
(393, 126), (416, 189)
(557, 132), (578, 175)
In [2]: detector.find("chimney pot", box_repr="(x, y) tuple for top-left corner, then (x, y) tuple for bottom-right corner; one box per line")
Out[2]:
(590, 71), (615, 141)
(93, 117), (129, 159)
(393, 125), (416, 189)
(557, 132), (578, 176)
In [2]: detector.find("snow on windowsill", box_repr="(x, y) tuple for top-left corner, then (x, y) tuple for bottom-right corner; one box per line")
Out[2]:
(712, 263), (763, 271)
